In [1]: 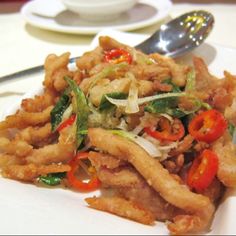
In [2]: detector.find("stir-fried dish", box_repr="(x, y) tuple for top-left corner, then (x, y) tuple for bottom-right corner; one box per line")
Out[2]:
(1, 36), (236, 234)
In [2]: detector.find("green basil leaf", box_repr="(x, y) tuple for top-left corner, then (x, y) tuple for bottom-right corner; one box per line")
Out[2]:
(144, 79), (183, 117)
(144, 77), (206, 118)
(145, 101), (187, 118)
(145, 97), (177, 113)
(228, 123), (235, 137)
(99, 92), (128, 111)
(163, 78), (182, 93)
(38, 172), (66, 186)
(65, 77), (89, 148)
(50, 88), (70, 132)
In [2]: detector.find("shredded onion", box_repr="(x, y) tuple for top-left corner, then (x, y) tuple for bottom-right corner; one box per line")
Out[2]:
(116, 118), (128, 131)
(125, 72), (139, 114)
(110, 129), (161, 158)
(105, 92), (186, 108)
(61, 104), (73, 121)
(87, 63), (127, 94)
(159, 113), (174, 124)
(143, 133), (178, 161)
(132, 124), (144, 135)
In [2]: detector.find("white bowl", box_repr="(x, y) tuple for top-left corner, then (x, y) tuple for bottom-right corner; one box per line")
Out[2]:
(60, 0), (138, 22)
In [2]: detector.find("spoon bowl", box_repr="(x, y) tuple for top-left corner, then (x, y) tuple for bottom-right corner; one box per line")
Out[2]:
(135, 10), (214, 58)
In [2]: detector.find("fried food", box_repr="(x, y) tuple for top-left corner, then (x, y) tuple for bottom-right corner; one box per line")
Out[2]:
(88, 128), (215, 234)
(88, 151), (125, 169)
(0, 137), (32, 157)
(26, 126), (75, 165)
(2, 163), (70, 182)
(150, 53), (189, 86)
(212, 133), (236, 187)
(89, 151), (183, 221)
(130, 63), (171, 81)
(16, 123), (56, 147)
(0, 35), (235, 235)
(89, 78), (131, 106)
(25, 143), (74, 165)
(96, 166), (142, 188)
(0, 154), (24, 168)
(76, 47), (103, 71)
(0, 105), (53, 129)
(43, 52), (71, 90)
(85, 196), (155, 225)
(21, 89), (57, 112)
(193, 57), (236, 112)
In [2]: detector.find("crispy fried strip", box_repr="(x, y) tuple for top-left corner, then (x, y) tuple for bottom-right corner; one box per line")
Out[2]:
(0, 106), (53, 130)
(26, 143), (74, 165)
(89, 151), (183, 221)
(88, 151), (125, 169)
(0, 137), (33, 157)
(86, 196), (155, 225)
(43, 52), (70, 90)
(150, 53), (189, 87)
(97, 167), (141, 187)
(118, 184), (183, 222)
(88, 128), (215, 234)
(52, 68), (74, 92)
(16, 123), (54, 146)
(0, 154), (24, 168)
(223, 71), (236, 97)
(26, 125), (75, 165)
(93, 159), (183, 221)
(201, 178), (225, 205)
(212, 133), (236, 187)
(2, 163), (70, 182)
(193, 57), (217, 91)
(99, 36), (129, 51)
(21, 89), (57, 112)
(130, 64), (171, 81)
(76, 47), (103, 71)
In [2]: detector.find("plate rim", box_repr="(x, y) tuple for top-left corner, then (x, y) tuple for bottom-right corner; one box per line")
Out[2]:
(20, 0), (172, 35)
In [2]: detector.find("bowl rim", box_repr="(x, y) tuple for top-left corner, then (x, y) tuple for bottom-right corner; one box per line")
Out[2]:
(61, 0), (137, 7)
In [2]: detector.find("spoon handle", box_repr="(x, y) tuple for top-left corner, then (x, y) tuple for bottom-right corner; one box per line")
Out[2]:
(0, 57), (80, 84)
(0, 65), (44, 84)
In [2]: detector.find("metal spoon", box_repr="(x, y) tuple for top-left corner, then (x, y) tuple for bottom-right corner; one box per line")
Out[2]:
(0, 10), (214, 83)
(136, 10), (214, 57)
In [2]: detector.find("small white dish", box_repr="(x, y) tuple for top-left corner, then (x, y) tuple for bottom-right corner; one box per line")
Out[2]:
(28, 0), (66, 18)
(60, 0), (138, 22)
(20, 0), (172, 35)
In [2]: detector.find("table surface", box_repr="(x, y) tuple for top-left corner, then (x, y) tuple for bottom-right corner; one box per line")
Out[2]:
(0, 0), (236, 113)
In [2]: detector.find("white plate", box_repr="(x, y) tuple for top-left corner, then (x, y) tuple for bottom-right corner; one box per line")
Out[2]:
(1, 30), (236, 235)
(20, 0), (172, 35)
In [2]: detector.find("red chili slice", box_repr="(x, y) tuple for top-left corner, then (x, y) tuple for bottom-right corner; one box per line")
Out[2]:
(187, 149), (219, 192)
(188, 109), (227, 143)
(104, 48), (132, 64)
(57, 114), (76, 132)
(67, 152), (101, 192)
(144, 118), (185, 142)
